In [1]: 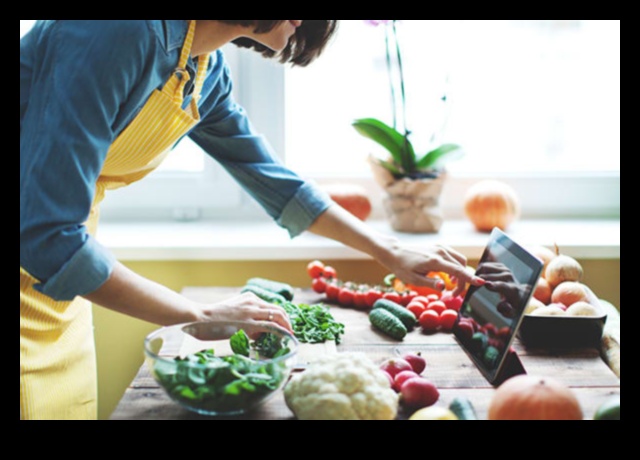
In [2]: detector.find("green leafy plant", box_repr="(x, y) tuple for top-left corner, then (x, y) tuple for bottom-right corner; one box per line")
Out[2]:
(354, 20), (463, 179)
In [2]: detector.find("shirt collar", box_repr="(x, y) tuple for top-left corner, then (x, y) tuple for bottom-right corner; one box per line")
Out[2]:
(162, 20), (190, 53)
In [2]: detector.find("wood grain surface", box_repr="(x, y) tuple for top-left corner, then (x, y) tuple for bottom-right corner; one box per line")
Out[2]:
(110, 287), (620, 420)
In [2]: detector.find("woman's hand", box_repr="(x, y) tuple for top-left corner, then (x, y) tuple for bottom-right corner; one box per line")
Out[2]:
(202, 292), (293, 333)
(380, 241), (485, 297)
(307, 204), (484, 297)
(84, 262), (292, 332)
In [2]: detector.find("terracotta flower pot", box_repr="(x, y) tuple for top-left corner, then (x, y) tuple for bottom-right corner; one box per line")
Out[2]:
(369, 156), (446, 233)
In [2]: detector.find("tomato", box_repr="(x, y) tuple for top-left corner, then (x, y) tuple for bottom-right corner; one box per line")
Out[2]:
(419, 310), (440, 332)
(426, 300), (446, 315)
(406, 301), (426, 318)
(439, 309), (458, 332)
(337, 287), (355, 306)
(382, 291), (402, 304)
(353, 290), (369, 309)
(410, 296), (430, 308)
(365, 288), (383, 308)
(322, 265), (338, 279)
(441, 292), (464, 311)
(325, 281), (340, 301)
(306, 260), (325, 279)
(400, 290), (417, 306)
(311, 277), (327, 294)
(426, 294), (440, 303)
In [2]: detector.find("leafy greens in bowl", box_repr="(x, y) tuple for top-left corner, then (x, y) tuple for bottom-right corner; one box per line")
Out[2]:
(144, 321), (298, 416)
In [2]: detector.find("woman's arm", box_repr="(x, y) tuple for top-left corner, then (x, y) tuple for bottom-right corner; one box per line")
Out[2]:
(83, 261), (293, 331)
(307, 204), (484, 296)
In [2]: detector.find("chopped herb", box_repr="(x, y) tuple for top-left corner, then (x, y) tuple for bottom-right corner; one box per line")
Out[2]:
(282, 302), (345, 344)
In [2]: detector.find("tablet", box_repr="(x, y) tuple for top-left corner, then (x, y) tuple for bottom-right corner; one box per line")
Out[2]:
(453, 227), (543, 385)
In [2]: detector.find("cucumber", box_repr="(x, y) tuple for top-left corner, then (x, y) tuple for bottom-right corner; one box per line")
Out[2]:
(245, 277), (294, 301)
(372, 298), (417, 329)
(449, 396), (479, 420)
(369, 308), (407, 340)
(593, 395), (620, 420)
(241, 284), (287, 305)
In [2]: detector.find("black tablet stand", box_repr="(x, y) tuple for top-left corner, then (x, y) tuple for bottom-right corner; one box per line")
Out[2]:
(491, 348), (527, 386)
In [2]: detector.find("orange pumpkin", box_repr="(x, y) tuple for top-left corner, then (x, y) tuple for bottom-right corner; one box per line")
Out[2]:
(464, 180), (520, 232)
(321, 183), (372, 221)
(488, 375), (583, 420)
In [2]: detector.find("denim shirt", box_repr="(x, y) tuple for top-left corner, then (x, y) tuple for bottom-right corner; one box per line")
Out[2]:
(20, 20), (332, 301)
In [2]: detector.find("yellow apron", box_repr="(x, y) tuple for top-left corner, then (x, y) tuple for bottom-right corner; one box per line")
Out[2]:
(20, 20), (209, 419)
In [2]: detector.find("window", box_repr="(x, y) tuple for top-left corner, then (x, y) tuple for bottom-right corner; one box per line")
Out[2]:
(22, 20), (620, 221)
(285, 20), (620, 218)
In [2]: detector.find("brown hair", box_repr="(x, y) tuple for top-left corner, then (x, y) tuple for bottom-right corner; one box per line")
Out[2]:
(217, 20), (338, 67)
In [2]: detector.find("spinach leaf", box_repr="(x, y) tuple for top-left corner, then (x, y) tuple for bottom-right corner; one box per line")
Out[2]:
(252, 332), (290, 359)
(154, 349), (288, 413)
(229, 329), (250, 356)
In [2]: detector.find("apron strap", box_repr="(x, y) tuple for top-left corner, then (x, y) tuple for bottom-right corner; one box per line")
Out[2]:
(161, 20), (209, 116)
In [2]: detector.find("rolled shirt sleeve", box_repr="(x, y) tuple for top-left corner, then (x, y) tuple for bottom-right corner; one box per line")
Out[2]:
(33, 238), (117, 301)
(189, 57), (333, 238)
(20, 21), (155, 300)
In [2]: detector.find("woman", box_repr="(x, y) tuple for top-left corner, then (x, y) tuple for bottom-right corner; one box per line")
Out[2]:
(20, 20), (483, 419)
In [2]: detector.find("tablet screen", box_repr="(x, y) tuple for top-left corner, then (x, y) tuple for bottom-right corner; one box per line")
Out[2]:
(454, 228), (543, 384)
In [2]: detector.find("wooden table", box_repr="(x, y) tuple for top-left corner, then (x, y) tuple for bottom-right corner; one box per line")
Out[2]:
(110, 288), (620, 420)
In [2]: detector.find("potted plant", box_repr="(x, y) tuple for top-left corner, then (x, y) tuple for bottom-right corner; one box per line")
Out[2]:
(353, 20), (463, 233)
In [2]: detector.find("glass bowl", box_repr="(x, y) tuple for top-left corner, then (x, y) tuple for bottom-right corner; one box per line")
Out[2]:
(144, 320), (298, 416)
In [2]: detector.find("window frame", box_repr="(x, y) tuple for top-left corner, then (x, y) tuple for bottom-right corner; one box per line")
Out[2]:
(98, 37), (624, 222)
(21, 20), (619, 222)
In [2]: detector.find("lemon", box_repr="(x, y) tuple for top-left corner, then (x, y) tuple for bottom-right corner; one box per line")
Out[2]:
(409, 406), (458, 420)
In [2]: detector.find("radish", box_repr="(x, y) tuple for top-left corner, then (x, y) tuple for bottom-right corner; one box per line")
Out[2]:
(393, 370), (419, 392)
(379, 358), (413, 378)
(401, 352), (427, 374)
(400, 377), (440, 409)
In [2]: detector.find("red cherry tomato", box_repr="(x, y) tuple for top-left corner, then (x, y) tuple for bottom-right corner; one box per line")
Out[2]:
(419, 310), (440, 332)
(311, 277), (327, 294)
(439, 309), (459, 332)
(382, 291), (402, 304)
(306, 260), (325, 279)
(426, 300), (447, 315)
(365, 288), (383, 308)
(322, 265), (338, 279)
(406, 301), (426, 318)
(353, 290), (369, 309)
(441, 292), (464, 312)
(337, 287), (355, 306)
(325, 281), (340, 301)
(411, 296), (431, 308)
(400, 290), (417, 306)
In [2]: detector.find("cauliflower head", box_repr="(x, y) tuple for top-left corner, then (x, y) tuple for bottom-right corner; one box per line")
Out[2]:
(284, 352), (399, 420)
